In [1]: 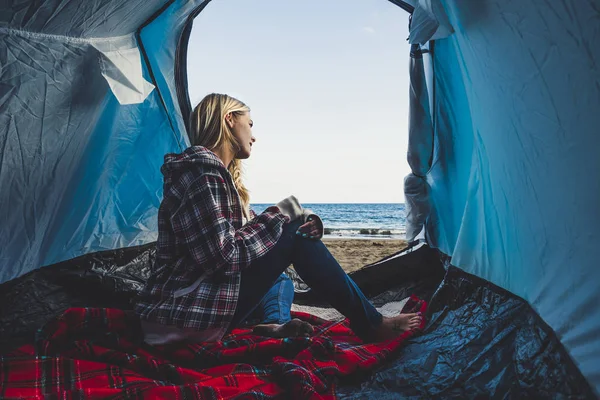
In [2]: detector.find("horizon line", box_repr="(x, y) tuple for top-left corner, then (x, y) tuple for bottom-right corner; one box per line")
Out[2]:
(250, 202), (406, 204)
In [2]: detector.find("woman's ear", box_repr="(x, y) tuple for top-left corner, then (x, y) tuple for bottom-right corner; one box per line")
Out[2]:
(225, 113), (235, 128)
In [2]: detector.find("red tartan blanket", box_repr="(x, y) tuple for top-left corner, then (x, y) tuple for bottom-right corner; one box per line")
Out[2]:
(1, 296), (426, 399)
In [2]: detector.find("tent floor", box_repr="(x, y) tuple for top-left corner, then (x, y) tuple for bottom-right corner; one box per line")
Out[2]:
(337, 265), (594, 398)
(0, 243), (593, 398)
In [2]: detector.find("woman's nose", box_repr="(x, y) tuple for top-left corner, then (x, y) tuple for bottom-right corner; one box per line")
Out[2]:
(251, 136), (256, 143)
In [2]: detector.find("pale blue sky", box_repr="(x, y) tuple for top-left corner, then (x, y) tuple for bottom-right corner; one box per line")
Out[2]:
(188, 0), (410, 203)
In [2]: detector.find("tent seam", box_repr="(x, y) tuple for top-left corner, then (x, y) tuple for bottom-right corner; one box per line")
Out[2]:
(0, 26), (135, 45)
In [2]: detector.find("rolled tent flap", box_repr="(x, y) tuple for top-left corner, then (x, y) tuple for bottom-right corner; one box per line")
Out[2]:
(404, 173), (430, 241)
(404, 43), (434, 242)
(407, 44), (433, 176)
(407, 0), (454, 45)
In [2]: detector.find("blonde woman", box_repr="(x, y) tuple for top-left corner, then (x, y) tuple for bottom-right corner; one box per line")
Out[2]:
(135, 93), (422, 345)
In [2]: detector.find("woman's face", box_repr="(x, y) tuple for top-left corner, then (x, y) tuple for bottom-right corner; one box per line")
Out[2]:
(229, 111), (255, 159)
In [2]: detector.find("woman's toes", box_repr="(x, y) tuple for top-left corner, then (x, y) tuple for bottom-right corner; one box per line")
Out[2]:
(408, 314), (425, 330)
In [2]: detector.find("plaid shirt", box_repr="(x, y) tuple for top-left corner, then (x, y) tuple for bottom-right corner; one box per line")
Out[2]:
(135, 146), (288, 338)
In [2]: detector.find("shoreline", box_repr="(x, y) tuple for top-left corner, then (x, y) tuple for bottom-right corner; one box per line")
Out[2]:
(321, 238), (408, 273)
(322, 235), (405, 241)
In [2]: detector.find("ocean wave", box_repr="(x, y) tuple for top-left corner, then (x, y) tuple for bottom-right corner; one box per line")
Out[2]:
(323, 228), (405, 238)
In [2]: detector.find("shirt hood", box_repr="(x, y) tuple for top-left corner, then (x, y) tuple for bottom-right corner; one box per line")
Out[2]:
(160, 146), (226, 183)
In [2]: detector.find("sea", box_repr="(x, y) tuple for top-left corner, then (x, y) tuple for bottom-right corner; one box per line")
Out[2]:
(250, 203), (406, 240)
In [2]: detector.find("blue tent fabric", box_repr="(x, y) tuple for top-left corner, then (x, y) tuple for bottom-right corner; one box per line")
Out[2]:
(0, 0), (166, 37)
(1, 0), (599, 396)
(0, 1), (188, 283)
(426, 0), (600, 393)
(138, 0), (199, 141)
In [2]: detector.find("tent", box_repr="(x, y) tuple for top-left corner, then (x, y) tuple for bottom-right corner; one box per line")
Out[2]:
(1, 0), (598, 397)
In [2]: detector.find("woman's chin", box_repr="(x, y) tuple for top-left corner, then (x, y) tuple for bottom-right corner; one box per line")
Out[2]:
(236, 150), (251, 160)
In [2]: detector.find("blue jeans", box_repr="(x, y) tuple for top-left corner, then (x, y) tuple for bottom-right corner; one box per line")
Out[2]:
(231, 220), (383, 340)
(241, 272), (294, 325)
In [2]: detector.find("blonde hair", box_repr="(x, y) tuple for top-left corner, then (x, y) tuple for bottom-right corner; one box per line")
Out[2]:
(189, 93), (251, 220)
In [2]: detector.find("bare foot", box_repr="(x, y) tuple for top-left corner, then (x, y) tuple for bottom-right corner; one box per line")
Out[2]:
(369, 313), (423, 342)
(252, 318), (314, 338)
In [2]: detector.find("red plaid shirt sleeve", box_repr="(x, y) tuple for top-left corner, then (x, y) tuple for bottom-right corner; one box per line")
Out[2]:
(171, 173), (289, 276)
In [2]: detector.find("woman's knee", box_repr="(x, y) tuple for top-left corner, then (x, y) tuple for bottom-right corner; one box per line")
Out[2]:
(282, 219), (303, 234)
(278, 220), (304, 244)
(281, 220), (327, 258)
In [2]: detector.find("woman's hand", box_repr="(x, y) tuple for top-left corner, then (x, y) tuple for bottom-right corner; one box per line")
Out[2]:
(296, 214), (324, 240)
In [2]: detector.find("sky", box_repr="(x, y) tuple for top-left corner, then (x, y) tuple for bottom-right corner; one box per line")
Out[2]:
(188, 0), (411, 204)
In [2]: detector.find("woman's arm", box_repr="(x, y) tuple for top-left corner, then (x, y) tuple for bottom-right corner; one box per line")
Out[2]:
(171, 173), (289, 276)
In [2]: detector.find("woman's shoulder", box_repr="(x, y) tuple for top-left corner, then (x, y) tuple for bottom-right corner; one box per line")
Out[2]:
(183, 167), (227, 189)
(163, 164), (225, 198)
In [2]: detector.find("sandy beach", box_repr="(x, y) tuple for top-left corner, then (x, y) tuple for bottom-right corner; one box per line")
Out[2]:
(321, 238), (408, 274)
